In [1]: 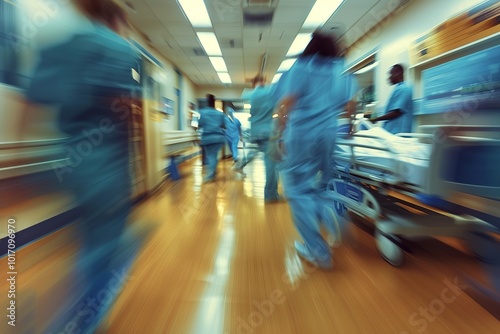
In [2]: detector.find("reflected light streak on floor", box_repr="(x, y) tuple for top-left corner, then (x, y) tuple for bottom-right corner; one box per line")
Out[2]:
(283, 242), (311, 288)
(191, 200), (236, 333)
(192, 160), (203, 190)
(242, 159), (265, 200)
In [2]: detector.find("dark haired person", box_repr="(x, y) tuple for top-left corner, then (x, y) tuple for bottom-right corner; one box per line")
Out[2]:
(21, 1), (142, 332)
(370, 64), (413, 134)
(272, 31), (358, 269)
(198, 94), (226, 183)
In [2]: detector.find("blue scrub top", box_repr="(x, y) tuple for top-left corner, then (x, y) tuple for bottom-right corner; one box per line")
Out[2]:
(26, 23), (141, 138)
(383, 81), (413, 134)
(198, 107), (226, 145)
(224, 110), (241, 142)
(26, 23), (141, 181)
(273, 55), (358, 129)
(248, 85), (277, 141)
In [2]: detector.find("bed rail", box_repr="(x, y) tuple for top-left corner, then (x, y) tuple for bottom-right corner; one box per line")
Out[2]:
(335, 120), (429, 186)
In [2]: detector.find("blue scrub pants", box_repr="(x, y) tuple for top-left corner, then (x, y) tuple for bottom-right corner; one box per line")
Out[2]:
(238, 139), (280, 201)
(47, 141), (136, 333)
(201, 145), (207, 166)
(280, 120), (339, 262)
(203, 143), (223, 180)
(227, 137), (239, 161)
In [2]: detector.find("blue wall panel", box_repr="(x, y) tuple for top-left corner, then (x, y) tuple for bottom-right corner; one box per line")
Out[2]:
(418, 45), (500, 115)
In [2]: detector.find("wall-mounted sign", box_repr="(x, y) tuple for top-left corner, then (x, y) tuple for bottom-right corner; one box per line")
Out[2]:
(419, 44), (500, 115)
(161, 97), (175, 115)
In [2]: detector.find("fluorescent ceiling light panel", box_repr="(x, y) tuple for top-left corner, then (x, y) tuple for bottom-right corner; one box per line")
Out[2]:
(209, 57), (228, 72)
(277, 58), (296, 72)
(197, 32), (222, 56)
(303, 0), (344, 28)
(178, 0), (212, 28)
(217, 72), (232, 84)
(272, 73), (283, 83)
(286, 33), (312, 56)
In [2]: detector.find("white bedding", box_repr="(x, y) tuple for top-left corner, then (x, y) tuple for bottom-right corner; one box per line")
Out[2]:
(334, 127), (432, 187)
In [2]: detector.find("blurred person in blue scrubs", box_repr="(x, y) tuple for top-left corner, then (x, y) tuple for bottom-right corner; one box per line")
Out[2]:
(273, 30), (358, 269)
(20, 0), (142, 332)
(224, 106), (242, 164)
(370, 64), (413, 134)
(189, 105), (208, 166)
(234, 75), (282, 202)
(198, 94), (226, 183)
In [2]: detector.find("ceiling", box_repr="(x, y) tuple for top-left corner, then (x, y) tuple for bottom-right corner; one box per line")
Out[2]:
(121, 0), (410, 87)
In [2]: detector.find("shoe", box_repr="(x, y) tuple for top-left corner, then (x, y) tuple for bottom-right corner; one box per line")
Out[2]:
(294, 241), (333, 270)
(327, 234), (340, 248)
(203, 177), (215, 183)
(232, 165), (246, 176)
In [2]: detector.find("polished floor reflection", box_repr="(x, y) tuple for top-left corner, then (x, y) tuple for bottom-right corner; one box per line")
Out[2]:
(101, 156), (498, 333)
(1, 155), (498, 333)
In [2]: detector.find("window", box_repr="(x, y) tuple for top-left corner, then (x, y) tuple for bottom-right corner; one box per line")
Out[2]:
(346, 52), (378, 114)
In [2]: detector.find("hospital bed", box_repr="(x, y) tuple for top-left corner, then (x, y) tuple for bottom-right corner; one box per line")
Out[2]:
(329, 119), (500, 266)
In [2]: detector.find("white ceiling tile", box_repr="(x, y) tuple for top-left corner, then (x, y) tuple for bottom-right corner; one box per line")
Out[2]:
(222, 50), (244, 58)
(128, 0), (403, 86)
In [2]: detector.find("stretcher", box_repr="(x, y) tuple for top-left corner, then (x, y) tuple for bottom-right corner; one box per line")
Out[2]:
(329, 119), (500, 266)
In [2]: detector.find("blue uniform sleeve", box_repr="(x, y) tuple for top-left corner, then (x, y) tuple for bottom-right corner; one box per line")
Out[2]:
(386, 84), (411, 114)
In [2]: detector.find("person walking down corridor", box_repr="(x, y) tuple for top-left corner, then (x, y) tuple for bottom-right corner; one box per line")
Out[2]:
(370, 64), (413, 134)
(273, 30), (358, 269)
(198, 94), (226, 183)
(20, 1), (143, 332)
(234, 75), (282, 202)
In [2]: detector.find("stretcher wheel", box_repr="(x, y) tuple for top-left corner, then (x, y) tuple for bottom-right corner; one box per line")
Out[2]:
(375, 230), (404, 267)
(467, 231), (500, 264)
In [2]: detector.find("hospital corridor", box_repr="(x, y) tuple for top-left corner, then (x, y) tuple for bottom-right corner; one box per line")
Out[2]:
(2, 0), (500, 333)
(1, 157), (499, 333)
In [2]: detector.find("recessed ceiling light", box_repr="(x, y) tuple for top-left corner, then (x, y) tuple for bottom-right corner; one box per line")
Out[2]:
(286, 33), (311, 56)
(196, 32), (222, 56)
(217, 73), (232, 84)
(178, 0), (212, 28)
(272, 73), (282, 83)
(303, 0), (344, 28)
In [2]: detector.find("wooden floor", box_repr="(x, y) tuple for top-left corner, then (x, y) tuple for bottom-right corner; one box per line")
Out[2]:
(2, 155), (499, 333)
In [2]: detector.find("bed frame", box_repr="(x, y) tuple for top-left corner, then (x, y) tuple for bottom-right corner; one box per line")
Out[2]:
(330, 122), (500, 266)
